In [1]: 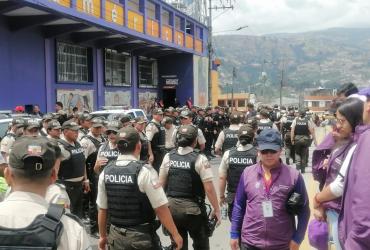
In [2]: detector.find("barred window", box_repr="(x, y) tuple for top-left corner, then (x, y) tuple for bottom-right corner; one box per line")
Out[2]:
(138, 57), (158, 87)
(105, 49), (131, 86)
(57, 42), (91, 82)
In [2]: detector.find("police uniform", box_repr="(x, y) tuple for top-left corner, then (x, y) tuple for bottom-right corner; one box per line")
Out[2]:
(280, 112), (296, 164)
(146, 113), (166, 172)
(291, 114), (314, 173)
(215, 124), (240, 154)
(97, 141), (119, 167)
(0, 136), (91, 250)
(97, 155), (168, 249)
(171, 125), (206, 150)
(160, 125), (214, 250)
(58, 121), (86, 218)
(80, 118), (106, 234)
(219, 144), (257, 219)
(257, 118), (278, 134)
(0, 118), (25, 162)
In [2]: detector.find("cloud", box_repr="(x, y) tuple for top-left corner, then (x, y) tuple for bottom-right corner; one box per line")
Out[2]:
(212, 0), (370, 35)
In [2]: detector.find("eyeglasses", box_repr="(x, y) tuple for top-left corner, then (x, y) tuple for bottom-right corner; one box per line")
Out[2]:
(106, 130), (117, 135)
(260, 149), (278, 155)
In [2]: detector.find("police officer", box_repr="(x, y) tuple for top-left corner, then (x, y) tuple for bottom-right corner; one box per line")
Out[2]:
(291, 109), (316, 173)
(46, 120), (62, 140)
(80, 117), (106, 236)
(159, 125), (221, 250)
(162, 117), (176, 152)
(23, 118), (42, 136)
(40, 113), (54, 136)
(171, 110), (206, 152)
(0, 136), (90, 249)
(280, 107), (296, 165)
(215, 112), (240, 155)
(133, 116), (150, 162)
(146, 108), (166, 172)
(77, 112), (92, 141)
(203, 107), (216, 157)
(219, 125), (257, 220)
(58, 120), (90, 218)
(120, 114), (134, 127)
(97, 126), (183, 250)
(257, 109), (278, 134)
(0, 118), (25, 161)
(94, 120), (121, 175)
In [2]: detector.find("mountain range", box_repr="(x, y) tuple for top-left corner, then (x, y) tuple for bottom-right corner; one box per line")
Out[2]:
(213, 28), (370, 98)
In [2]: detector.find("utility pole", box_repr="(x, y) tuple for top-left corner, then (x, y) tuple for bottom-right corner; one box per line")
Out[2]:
(207, 0), (234, 106)
(280, 68), (284, 107)
(231, 67), (236, 109)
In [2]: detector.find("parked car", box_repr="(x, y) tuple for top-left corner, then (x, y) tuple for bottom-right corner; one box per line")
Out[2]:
(90, 108), (147, 121)
(0, 118), (12, 140)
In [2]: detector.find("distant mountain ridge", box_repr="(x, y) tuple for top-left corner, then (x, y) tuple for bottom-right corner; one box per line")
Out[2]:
(213, 28), (370, 97)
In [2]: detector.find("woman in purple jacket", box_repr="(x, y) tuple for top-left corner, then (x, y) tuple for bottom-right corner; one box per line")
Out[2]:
(313, 97), (363, 250)
(230, 128), (310, 250)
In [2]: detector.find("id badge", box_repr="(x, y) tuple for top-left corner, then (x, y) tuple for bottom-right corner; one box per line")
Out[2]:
(262, 200), (273, 217)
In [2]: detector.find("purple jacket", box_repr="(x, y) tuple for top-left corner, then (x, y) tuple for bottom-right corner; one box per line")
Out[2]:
(339, 125), (370, 249)
(322, 140), (353, 213)
(231, 162), (310, 249)
(311, 133), (335, 185)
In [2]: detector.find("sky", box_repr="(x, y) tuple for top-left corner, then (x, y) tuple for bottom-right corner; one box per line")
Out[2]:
(212, 0), (370, 35)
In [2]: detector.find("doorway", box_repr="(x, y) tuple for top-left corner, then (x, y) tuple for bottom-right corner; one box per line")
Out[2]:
(162, 88), (176, 108)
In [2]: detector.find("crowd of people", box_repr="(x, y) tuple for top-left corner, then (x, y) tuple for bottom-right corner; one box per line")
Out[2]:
(0, 82), (369, 250)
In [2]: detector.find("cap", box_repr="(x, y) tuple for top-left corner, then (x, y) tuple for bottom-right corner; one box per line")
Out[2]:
(15, 106), (25, 112)
(162, 117), (173, 125)
(78, 112), (92, 121)
(47, 120), (61, 130)
(238, 125), (254, 141)
(308, 219), (329, 250)
(120, 114), (133, 124)
(256, 128), (282, 151)
(42, 113), (54, 122)
(12, 118), (26, 128)
(25, 118), (41, 129)
(152, 108), (164, 115)
(180, 110), (192, 118)
(229, 112), (240, 124)
(106, 120), (122, 132)
(134, 116), (147, 124)
(91, 117), (104, 128)
(62, 120), (80, 131)
(9, 136), (57, 173)
(117, 126), (140, 148)
(177, 125), (197, 140)
(358, 87), (370, 98)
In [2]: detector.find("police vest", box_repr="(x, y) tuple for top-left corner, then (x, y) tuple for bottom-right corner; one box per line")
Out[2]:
(98, 142), (119, 165)
(104, 161), (155, 227)
(227, 148), (257, 193)
(58, 140), (86, 180)
(282, 115), (295, 133)
(82, 135), (105, 168)
(0, 203), (64, 250)
(257, 120), (273, 134)
(139, 131), (149, 162)
(294, 117), (310, 136)
(166, 151), (205, 200)
(222, 128), (239, 154)
(79, 128), (88, 137)
(149, 121), (165, 151)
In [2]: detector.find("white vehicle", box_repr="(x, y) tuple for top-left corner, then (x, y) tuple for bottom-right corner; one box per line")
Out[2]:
(90, 107), (148, 121)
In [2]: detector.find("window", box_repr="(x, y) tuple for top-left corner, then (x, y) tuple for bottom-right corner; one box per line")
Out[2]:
(146, 1), (156, 19)
(128, 0), (140, 12)
(238, 100), (245, 108)
(105, 49), (131, 86)
(175, 16), (181, 30)
(138, 57), (158, 87)
(57, 42), (91, 82)
(162, 10), (170, 25)
(312, 101), (319, 107)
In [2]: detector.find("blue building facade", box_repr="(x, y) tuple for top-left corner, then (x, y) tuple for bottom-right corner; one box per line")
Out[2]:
(0, 0), (209, 113)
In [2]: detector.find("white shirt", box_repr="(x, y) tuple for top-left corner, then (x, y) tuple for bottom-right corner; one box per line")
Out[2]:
(0, 191), (91, 250)
(215, 124), (240, 150)
(97, 154), (168, 210)
(171, 126), (206, 147)
(79, 132), (104, 158)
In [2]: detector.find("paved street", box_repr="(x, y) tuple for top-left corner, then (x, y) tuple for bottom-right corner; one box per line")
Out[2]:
(90, 147), (320, 250)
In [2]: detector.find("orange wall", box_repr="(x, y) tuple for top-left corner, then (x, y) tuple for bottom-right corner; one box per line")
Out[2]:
(195, 39), (202, 53)
(105, 1), (124, 25)
(52, 0), (71, 8)
(174, 31), (184, 47)
(127, 10), (144, 33)
(162, 25), (173, 42)
(186, 35), (194, 49)
(146, 19), (159, 37)
(76, 0), (101, 18)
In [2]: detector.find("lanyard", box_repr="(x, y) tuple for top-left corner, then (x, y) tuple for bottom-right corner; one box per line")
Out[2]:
(261, 166), (281, 198)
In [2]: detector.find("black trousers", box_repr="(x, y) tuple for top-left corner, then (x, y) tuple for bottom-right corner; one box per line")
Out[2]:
(61, 180), (83, 218)
(204, 132), (214, 155)
(87, 165), (98, 233)
(152, 149), (165, 173)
